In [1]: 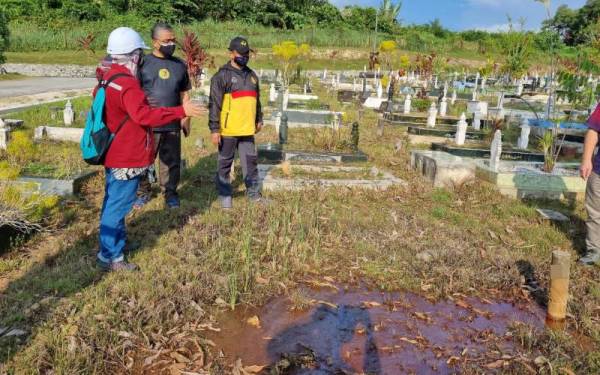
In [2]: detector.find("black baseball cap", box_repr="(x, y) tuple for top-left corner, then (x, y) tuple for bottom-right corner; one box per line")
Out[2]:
(229, 36), (251, 55)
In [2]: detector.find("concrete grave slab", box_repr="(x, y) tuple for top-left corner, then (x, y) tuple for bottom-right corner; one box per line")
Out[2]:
(259, 164), (405, 191)
(475, 161), (585, 200)
(411, 150), (477, 188)
(34, 126), (83, 143)
(536, 209), (569, 222)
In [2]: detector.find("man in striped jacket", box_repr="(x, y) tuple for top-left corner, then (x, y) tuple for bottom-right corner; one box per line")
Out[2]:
(208, 36), (267, 209)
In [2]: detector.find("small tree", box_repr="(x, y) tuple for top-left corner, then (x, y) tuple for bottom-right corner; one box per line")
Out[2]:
(378, 40), (396, 70)
(501, 18), (533, 80)
(179, 30), (211, 89)
(0, 9), (9, 65)
(272, 41), (310, 87)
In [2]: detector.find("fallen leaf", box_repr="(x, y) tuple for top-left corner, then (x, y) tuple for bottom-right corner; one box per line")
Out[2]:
(246, 316), (261, 328)
(534, 356), (548, 367)
(413, 312), (431, 323)
(243, 365), (266, 373)
(399, 337), (419, 345)
(446, 356), (460, 365)
(143, 350), (162, 367)
(485, 360), (506, 369)
(362, 301), (382, 308)
(323, 276), (335, 283)
(170, 351), (190, 363)
(255, 275), (269, 285)
(487, 230), (498, 240)
(559, 367), (576, 375)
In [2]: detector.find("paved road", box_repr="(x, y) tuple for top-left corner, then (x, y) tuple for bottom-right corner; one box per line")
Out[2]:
(0, 77), (96, 98)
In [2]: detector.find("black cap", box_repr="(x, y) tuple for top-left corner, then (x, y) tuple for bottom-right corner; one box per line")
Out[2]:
(229, 36), (250, 55)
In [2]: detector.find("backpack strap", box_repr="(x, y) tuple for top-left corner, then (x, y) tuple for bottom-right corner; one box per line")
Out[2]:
(100, 73), (131, 92)
(100, 73), (132, 135)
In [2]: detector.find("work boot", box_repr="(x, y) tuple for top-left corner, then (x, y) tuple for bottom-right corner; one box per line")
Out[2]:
(579, 250), (600, 266)
(219, 195), (233, 209)
(166, 195), (180, 209)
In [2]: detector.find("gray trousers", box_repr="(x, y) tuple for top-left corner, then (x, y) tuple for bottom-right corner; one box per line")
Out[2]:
(585, 172), (600, 253)
(138, 131), (181, 200)
(216, 136), (260, 198)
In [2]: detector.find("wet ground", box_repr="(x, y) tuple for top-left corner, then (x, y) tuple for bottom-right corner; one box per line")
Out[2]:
(211, 286), (544, 374)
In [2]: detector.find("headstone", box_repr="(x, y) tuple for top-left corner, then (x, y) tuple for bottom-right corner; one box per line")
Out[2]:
(439, 97), (448, 117)
(434, 75), (438, 89)
(34, 126), (46, 141)
(282, 89), (289, 111)
(451, 90), (457, 105)
(331, 76), (336, 89)
(517, 80), (524, 96)
(472, 87), (478, 101)
(269, 83), (277, 103)
(377, 83), (383, 99)
(517, 117), (531, 150)
(427, 102), (438, 128)
(63, 100), (74, 126)
(279, 114), (288, 144)
(455, 113), (468, 145)
(472, 111), (481, 131)
(0, 127), (9, 150)
(323, 69), (327, 80)
(332, 113), (340, 132)
(490, 129), (502, 172)
(353, 78), (357, 92)
(443, 83), (448, 99)
(275, 111), (282, 136)
(351, 122), (360, 150)
(303, 83), (307, 95)
(481, 77), (487, 91)
(403, 94), (411, 114)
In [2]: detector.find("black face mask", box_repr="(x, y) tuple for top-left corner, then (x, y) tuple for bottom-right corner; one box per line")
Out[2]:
(234, 55), (250, 67)
(159, 43), (176, 57)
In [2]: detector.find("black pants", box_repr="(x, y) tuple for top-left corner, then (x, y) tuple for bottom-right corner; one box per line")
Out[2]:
(216, 136), (260, 198)
(138, 131), (181, 200)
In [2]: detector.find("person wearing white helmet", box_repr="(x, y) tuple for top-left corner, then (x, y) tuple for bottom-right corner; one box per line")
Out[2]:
(94, 27), (206, 272)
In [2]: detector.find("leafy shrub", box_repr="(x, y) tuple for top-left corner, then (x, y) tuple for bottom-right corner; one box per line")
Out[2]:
(0, 8), (9, 64)
(6, 132), (37, 166)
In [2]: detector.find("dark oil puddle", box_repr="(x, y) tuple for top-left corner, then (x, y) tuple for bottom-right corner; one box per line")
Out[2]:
(210, 287), (544, 374)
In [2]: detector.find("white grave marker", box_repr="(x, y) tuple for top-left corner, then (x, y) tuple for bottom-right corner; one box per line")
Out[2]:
(63, 100), (74, 126)
(439, 97), (448, 117)
(517, 117), (531, 149)
(490, 129), (502, 172)
(269, 83), (277, 102)
(403, 94), (411, 114)
(455, 113), (468, 145)
(427, 102), (438, 128)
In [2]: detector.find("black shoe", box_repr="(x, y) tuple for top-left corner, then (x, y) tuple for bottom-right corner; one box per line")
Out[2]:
(166, 196), (180, 209)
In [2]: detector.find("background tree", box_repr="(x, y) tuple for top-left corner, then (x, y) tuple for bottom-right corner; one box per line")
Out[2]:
(0, 8), (8, 65)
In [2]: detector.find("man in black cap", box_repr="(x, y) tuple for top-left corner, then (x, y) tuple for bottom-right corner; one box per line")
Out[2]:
(208, 36), (266, 208)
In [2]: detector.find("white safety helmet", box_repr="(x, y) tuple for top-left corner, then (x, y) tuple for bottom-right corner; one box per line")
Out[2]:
(106, 27), (149, 55)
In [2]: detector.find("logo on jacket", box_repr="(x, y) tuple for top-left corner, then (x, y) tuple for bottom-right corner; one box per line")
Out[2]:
(159, 69), (170, 80)
(232, 77), (238, 84)
(251, 76), (257, 84)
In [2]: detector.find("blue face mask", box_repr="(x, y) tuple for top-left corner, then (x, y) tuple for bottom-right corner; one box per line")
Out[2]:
(234, 55), (249, 67)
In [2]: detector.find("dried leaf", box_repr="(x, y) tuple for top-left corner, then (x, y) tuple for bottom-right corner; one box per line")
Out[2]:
(485, 360), (506, 369)
(118, 331), (134, 339)
(487, 230), (498, 240)
(399, 337), (419, 345)
(246, 316), (261, 328)
(243, 365), (266, 373)
(413, 312), (431, 323)
(362, 301), (382, 308)
(255, 275), (269, 285)
(143, 350), (162, 367)
(170, 351), (190, 363)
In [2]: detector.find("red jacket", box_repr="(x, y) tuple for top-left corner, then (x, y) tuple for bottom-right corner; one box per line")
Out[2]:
(96, 64), (186, 168)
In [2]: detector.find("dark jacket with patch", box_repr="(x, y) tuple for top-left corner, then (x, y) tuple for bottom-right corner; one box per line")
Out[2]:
(208, 62), (263, 136)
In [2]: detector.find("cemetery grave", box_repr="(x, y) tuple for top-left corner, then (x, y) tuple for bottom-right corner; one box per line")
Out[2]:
(1, 23), (600, 375)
